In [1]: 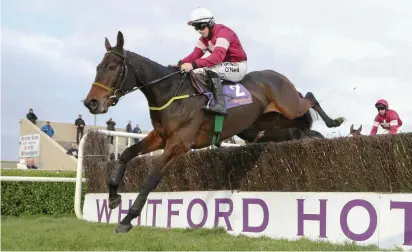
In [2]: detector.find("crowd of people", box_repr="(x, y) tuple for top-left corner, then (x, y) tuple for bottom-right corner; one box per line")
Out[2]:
(23, 109), (144, 169)
(26, 109), (144, 144)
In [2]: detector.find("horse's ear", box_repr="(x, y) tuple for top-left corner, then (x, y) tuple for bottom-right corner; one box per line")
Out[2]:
(105, 37), (111, 51)
(116, 31), (124, 50)
(350, 124), (354, 132)
(358, 124), (362, 132)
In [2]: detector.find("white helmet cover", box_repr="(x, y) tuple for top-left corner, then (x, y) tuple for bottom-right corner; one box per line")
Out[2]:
(187, 7), (215, 25)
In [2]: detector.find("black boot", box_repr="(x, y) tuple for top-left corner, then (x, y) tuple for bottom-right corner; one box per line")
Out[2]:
(202, 71), (227, 115)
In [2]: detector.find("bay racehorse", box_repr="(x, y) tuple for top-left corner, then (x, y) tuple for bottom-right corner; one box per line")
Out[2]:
(83, 31), (344, 233)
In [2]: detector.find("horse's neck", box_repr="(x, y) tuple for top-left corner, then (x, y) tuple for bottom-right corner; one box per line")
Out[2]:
(127, 52), (190, 108)
(129, 52), (171, 82)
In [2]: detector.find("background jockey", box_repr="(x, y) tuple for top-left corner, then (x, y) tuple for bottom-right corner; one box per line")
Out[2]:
(176, 7), (248, 115)
(370, 99), (402, 135)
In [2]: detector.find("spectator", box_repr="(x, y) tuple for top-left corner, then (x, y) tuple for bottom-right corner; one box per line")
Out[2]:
(370, 99), (402, 135)
(41, 121), (54, 138)
(126, 120), (132, 145)
(74, 114), (86, 145)
(26, 158), (38, 169)
(66, 147), (79, 158)
(133, 124), (142, 144)
(106, 118), (116, 144)
(26, 108), (38, 125)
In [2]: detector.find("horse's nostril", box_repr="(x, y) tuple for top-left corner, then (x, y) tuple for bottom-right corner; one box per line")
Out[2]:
(84, 98), (99, 110)
(90, 99), (98, 109)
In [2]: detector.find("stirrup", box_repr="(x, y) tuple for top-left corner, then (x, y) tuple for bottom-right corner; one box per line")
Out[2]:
(203, 104), (227, 115)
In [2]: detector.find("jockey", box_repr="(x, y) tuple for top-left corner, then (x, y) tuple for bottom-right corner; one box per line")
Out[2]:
(177, 7), (248, 115)
(370, 99), (402, 135)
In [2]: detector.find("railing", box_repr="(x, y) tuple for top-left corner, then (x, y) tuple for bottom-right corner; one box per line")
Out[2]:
(0, 176), (86, 183)
(111, 131), (239, 160)
(74, 129), (240, 219)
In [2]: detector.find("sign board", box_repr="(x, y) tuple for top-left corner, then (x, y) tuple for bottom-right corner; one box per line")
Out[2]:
(19, 134), (40, 158)
(82, 191), (411, 250)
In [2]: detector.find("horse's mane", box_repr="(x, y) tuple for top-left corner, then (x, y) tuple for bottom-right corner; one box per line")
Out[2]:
(127, 50), (176, 74)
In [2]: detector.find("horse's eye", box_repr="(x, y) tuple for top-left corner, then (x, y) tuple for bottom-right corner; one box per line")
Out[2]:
(108, 65), (116, 71)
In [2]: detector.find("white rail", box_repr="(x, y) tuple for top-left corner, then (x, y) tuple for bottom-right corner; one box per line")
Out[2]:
(74, 129), (239, 219)
(0, 176), (86, 183)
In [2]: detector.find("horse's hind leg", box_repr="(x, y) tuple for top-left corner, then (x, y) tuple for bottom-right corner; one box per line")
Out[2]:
(268, 82), (344, 128)
(304, 92), (344, 128)
(108, 130), (164, 209)
(266, 84), (316, 122)
(266, 81), (343, 129)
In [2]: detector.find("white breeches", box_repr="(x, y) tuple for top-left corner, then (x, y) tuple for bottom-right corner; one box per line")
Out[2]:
(193, 61), (247, 82)
(380, 129), (390, 134)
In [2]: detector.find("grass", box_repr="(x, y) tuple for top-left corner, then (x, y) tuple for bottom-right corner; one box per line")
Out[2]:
(0, 214), (392, 251)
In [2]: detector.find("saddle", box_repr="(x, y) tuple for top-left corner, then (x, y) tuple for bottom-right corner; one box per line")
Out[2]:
(188, 72), (253, 145)
(187, 72), (253, 109)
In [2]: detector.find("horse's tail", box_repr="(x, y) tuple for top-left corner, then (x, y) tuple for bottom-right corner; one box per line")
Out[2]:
(299, 107), (320, 129)
(308, 108), (321, 127)
(298, 90), (320, 129)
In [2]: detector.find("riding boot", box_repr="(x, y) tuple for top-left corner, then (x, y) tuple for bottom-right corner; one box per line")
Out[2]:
(202, 71), (227, 115)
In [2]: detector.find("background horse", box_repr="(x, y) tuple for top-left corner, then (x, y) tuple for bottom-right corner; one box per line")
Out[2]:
(349, 124), (363, 136)
(82, 31), (344, 233)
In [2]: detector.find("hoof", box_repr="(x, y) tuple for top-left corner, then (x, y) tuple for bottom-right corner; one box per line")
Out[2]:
(336, 117), (345, 125)
(326, 117), (345, 128)
(109, 194), (121, 209)
(114, 223), (133, 234)
(326, 121), (336, 128)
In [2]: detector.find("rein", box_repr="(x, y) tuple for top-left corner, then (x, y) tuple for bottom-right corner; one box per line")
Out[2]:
(92, 50), (188, 108)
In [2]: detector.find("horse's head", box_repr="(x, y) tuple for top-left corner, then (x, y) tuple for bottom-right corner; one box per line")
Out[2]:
(83, 31), (136, 114)
(349, 124), (363, 136)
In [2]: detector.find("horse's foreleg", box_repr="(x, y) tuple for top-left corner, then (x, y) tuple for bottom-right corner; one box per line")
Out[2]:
(108, 130), (164, 209)
(114, 131), (193, 233)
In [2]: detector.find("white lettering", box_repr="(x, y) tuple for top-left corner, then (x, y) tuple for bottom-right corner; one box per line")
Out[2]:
(229, 84), (245, 97)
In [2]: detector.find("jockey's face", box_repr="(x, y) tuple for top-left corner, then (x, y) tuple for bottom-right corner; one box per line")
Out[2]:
(376, 104), (386, 115)
(193, 23), (209, 37)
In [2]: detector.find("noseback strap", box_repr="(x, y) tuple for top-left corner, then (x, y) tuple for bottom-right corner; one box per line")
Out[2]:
(93, 82), (114, 93)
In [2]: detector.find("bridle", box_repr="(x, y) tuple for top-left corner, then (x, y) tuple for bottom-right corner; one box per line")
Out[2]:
(92, 49), (184, 106)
